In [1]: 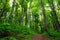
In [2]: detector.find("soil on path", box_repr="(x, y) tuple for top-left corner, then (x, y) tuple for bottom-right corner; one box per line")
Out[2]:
(32, 34), (48, 40)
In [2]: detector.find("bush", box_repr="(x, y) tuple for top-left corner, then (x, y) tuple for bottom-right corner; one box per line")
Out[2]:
(0, 37), (17, 40)
(0, 22), (37, 40)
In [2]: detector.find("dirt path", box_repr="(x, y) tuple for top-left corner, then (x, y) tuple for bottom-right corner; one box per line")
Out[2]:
(21, 34), (59, 40)
(23, 34), (48, 40)
(32, 34), (48, 40)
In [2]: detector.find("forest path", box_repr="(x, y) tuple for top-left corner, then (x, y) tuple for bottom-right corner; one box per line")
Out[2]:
(22, 34), (50, 40)
(21, 34), (59, 40)
(31, 34), (48, 40)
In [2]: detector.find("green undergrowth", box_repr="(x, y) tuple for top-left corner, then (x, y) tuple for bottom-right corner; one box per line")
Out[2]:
(42, 31), (60, 40)
(0, 22), (60, 40)
(0, 37), (17, 40)
(0, 22), (38, 40)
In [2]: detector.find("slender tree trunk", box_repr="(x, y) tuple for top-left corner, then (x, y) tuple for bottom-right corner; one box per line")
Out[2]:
(8, 0), (15, 23)
(19, 0), (27, 25)
(19, 8), (24, 25)
(41, 0), (48, 32)
(34, 14), (39, 32)
(40, 0), (52, 36)
(15, 3), (18, 24)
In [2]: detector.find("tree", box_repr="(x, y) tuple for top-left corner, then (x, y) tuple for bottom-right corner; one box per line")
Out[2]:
(8, 0), (15, 23)
(48, 0), (60, 30)
(0, 0), (10, 22)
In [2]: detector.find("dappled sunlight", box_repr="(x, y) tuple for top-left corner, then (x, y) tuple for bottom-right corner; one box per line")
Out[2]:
(10, 0), (13, 7)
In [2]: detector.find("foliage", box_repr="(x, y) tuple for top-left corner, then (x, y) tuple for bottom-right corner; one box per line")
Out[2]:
(0, 0), (60, 40)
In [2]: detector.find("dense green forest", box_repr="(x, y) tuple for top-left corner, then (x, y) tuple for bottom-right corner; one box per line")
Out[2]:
(0, 0), (60, 40)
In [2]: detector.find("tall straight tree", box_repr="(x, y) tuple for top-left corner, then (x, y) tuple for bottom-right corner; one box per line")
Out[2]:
(19, 0), (27, 25)
(18, 0), (23, 25)
(0, 0), (10, 21)
(24, 1), (28, 25)
(41, 0), (48, 32)
(40, 0), (52, 35)
(15, 2), (18, 24)
(48, 0), (60, 30)
(27, 2), (32, 27)
(8, 0), (15, 23)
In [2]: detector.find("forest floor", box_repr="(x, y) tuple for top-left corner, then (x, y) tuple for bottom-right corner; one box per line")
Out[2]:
(22, 34), (60, 40)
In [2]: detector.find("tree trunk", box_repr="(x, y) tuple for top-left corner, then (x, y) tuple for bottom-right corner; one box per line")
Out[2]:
(48, 0), (60, 30)
(8, 0), (15, 23)
(40, 0), (52, 36)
